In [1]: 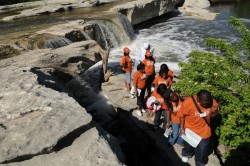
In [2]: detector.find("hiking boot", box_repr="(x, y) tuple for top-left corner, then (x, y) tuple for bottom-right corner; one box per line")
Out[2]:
(141, 108), (146, 113)
(181, 156), (189, 163)
(136, 110), (142, 116)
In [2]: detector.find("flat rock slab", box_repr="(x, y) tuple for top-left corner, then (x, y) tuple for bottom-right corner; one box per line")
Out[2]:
(0, 40), (105, 164)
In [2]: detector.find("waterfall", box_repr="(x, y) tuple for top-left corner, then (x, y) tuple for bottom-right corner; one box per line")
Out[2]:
(44, 37), (72, 49)
(89, 13), (135, 49)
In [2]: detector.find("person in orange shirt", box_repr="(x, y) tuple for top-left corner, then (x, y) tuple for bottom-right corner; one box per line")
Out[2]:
(120, 47), (133, 97)
(159, 63), (174, 88)
(178, 90), (219, 165)
(168, 92), (184, 146)
(142, 50), (155, 96)
(133, 63), (147, 116)
(150, 84), (171, 130)
(153, 67), (170, 92)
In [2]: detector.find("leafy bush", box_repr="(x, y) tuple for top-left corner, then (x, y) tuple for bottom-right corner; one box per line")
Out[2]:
(173, 17), (250, 148)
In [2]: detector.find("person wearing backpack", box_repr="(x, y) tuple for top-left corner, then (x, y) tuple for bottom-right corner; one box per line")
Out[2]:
(150, 84), (171, 131)
(178, 90), (219, 166)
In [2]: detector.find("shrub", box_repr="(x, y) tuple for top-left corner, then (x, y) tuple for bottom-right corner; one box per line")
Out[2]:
(173, 17), (250, 148)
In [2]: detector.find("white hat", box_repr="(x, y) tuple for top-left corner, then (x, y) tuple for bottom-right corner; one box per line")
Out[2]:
(144, 42), (149, 50)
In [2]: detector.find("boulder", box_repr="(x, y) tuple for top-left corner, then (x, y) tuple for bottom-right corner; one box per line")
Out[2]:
(0, 45), (20, 60)
(178, 0), (219, 20)
(110, 0), (185, 25)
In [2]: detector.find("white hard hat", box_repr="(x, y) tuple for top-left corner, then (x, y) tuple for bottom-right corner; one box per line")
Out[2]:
(144, 42), (149, 50)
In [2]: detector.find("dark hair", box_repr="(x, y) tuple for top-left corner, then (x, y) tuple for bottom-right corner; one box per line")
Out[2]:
(159, 67), (169, 77)
(137, 63), (145, 71)
(160, 64), (169, 70)
(197, 90), (213, 108)
(157, 84), (167, 97)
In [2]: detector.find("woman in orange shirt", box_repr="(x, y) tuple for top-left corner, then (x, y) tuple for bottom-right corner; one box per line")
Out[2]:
(150, 84), (171, 130)
(142, 50), (155, 96)
(153, 67), (170, 91)
(120, 47), (133, 96)
(159, 63), (174, 88)
(168, 92), (184, 146)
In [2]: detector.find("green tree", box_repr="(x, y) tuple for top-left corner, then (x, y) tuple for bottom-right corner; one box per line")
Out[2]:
(173, 17), (250, 148)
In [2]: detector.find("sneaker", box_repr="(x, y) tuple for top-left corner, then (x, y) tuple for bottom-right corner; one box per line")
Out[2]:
(181, 156), (189, 163)
(141, 108), (146, 113)
(136, 110), (142, 116)
(130, 94), (135, 98)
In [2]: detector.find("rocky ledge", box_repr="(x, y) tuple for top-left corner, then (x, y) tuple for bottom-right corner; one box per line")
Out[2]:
(0, 40), (125, 165)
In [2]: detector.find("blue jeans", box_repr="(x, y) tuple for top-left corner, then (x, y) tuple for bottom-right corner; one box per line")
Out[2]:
(168, 122), (183, 145)
(182, 137), (210, 166)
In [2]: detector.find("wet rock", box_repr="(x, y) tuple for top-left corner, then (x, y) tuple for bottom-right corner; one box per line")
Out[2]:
(0, 45), (20, 60)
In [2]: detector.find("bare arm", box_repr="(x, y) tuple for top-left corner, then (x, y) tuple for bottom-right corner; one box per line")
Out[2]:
(165, 109), (171, 129)
(180, 116), (185, 134)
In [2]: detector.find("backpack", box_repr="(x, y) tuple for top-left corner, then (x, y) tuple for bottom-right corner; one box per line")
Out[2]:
(146, 96), (161, 112)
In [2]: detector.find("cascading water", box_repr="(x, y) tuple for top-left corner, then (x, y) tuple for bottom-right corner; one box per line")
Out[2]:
(108, 13), (250, 75)
(88, 14), (135, 49)
(44, 37), (72, 49)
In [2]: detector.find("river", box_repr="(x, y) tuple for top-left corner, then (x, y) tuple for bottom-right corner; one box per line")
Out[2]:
(109, 1), (250, 74)
(0, 1), (250, 73)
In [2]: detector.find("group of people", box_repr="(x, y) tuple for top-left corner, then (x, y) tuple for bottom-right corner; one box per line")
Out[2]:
(120, 42), (220, 166)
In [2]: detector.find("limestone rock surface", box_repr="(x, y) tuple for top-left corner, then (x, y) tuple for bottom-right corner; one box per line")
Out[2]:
(178, 0), (219, 20)
(110, 0), (185, 25)
(0, 40), (123, 165)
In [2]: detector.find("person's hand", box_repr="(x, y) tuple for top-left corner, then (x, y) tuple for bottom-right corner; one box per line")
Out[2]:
(165, 122), (170, 129)
(210, 105), (218, 117)
(135, 91), (138, 97)
(180, 128), (185, 135)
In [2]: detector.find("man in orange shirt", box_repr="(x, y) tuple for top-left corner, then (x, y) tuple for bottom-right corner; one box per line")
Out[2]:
(142, 50), (155, 96)
(133, 63), (147, 116)
(120, 47), (133, 97)
(178, 90), (219, 166)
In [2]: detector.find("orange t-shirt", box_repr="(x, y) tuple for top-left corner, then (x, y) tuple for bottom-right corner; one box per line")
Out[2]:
(150, 91), (169, 110)
(133, 71), (147, 89)
(171, 99), (183, 124)
(167, 70), (174, 86)
(153, 75), (170, 88)
(120, 55), (133, 73)
(178, 96), (219, 139)
(142, 59), (155, 75)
